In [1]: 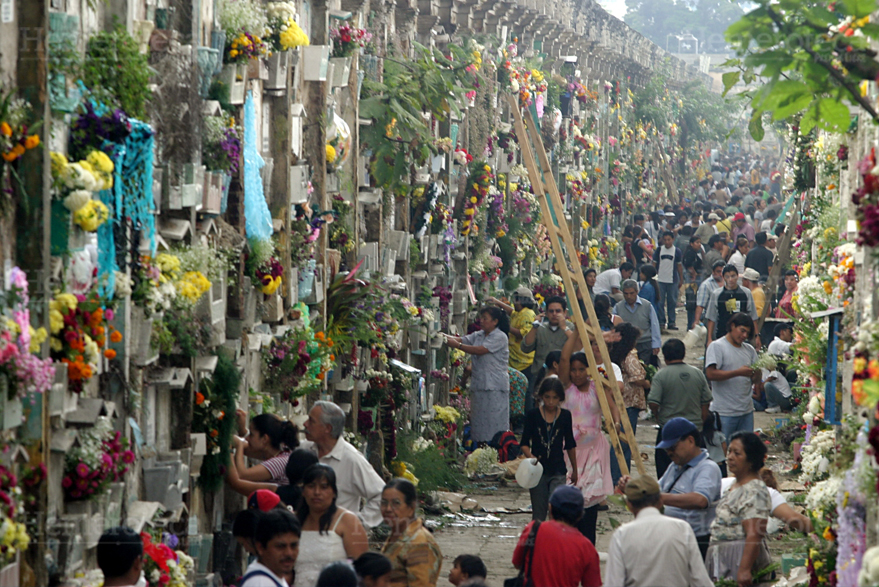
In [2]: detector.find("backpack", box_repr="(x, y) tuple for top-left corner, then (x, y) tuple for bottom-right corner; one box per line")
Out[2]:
(490, 430), (521, 462)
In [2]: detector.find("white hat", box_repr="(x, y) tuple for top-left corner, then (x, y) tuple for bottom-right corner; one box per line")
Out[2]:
(708, 213), (720, 221)
(515, 458), (544, 489)
(742, 268), (761, 282)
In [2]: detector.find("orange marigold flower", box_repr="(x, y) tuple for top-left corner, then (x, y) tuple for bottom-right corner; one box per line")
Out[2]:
(24, 135), (39, 149)
(209, 429), (219, 438)
(110, 331), (123, 343)
(0, 122), (11, 136)
(104, 349), (117, 360)
(195, 392), (205, 405)
(1, 152), (17, 162)
(317, 372), (325, 380)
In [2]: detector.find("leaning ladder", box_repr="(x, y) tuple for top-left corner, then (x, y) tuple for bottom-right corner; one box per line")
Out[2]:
(508, 94), (646, 477)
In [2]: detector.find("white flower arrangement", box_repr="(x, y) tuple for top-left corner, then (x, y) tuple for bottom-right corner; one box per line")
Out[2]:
(411, 437), (431, 453)
(266, 1), (296, 21)
(510, 164), (529, 179)
(804, 475), (842, 516)
(114, 271), (133, 297)
(854, 318), (879, 353)
(799, 429), (835, 484)
(219, 0), (267, 37)
(463, 447), (499, 477)
(858, 546), (879, 587)
(365, 369), (393, 381)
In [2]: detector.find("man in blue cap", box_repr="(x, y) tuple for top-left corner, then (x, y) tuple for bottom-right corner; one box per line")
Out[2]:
(618, 417), (721, 560)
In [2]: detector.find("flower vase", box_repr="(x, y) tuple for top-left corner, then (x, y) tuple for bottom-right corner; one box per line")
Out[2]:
(329, 56), (351, 88)
(355, 380), (369, 393)
(298, 259), (317, 301)
(210, 30), (227, 74)
(197, 47), (220, 98)
(202, 171), (223, 215)
(219, 63), (247, 104)
(130, 306), (157, 366)
(0, 553), (19, 587)
(0, 379), (22, 431)
(247, 57), (269, 80)
(266, 51), (291, 90)
(430, 333), (444, 349)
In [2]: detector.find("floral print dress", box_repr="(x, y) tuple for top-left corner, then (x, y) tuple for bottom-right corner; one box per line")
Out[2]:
(563, 381), (613, 508)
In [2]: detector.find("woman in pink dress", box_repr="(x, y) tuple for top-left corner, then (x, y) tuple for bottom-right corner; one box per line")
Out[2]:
(559, 328), (622, 545)
(775, 269), (798, 319)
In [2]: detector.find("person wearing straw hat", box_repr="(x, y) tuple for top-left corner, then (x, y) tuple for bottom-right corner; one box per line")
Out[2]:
(605, 475), (714, 587)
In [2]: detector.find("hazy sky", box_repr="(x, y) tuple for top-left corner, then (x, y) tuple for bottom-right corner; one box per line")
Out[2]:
(596, 0), (627, 19)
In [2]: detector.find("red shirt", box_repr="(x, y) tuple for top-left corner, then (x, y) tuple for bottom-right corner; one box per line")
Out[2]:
(512, 520), (602, 587)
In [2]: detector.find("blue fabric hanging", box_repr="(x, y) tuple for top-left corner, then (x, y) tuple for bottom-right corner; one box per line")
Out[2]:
(243, 91), (273, 241)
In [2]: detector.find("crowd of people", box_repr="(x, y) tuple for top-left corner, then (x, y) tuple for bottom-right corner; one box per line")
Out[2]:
(91, 155), (804, 587)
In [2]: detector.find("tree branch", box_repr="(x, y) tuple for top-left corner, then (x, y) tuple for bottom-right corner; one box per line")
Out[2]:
(766, 6), (879, 123)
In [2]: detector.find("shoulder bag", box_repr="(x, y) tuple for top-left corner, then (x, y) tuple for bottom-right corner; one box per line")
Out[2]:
(504, 521), (541, 587)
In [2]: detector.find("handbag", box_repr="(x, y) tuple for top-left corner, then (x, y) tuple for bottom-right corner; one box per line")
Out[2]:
(504, 521), (541, 587)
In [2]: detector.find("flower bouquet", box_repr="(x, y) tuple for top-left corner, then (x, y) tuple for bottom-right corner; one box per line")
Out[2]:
(202, 114), (241, 176)
(460, 160), (493, 236)
(219, 0), (269, 63)
(193, 354), (239, 491)
(0, 464), (29, 566)
(49, 293), (122, 393)
(262, 306), (335, 400)
(329, 24), (371, 58)
(1, 267), (54, 399)
(62, 417), (134, 500)
(266, 2), (309, 52)
(141, 532), (194, 587)
(0, 90), (40, 164)
(50, 150), (114, 230)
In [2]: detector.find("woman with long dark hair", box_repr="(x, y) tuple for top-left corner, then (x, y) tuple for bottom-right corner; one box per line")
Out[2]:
(559, 328), (621, 545)
(444, 306), (510, 442)
(294, 464), (369, 586)
(381, 479), (443, 587)
(607, 323), (649, 487)
(638, 264), (661, 320)
(234, 413), (300, 484)
(593, 294), (623, 332)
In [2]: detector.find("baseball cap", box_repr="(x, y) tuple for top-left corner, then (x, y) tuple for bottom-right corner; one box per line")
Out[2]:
(708, 213), (720, 221)
(513, 286), (534, 300)
(248, 489), (281, 512)
(734, 212), (746, 221)
(655, 417), (698, 449)
(624, 475), (661, 502)
(549, 485), (584, 520)
(742, 268), (761, 282)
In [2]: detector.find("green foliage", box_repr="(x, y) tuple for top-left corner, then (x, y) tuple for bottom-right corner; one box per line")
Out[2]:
(195, 353), (240, 491)
(359, 43), (479, 192)
(151, 307), (213, 357)
(724, 0), (879, 140)
(409, 238), (423, 267)
(397, 432), (466, 494)
(82, 26), (152, 120)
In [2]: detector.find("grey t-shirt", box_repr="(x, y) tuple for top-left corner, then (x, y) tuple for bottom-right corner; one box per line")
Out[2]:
(647, 363), (713, 426)
(705, 337), (757, 416)
(462, 328), (510, 391)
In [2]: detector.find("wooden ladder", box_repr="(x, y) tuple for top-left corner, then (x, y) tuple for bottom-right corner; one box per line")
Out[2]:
(508, 94), (646, 477)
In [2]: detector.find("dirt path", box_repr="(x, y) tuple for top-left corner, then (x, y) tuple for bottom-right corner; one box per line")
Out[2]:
(430, 307), (806, 585)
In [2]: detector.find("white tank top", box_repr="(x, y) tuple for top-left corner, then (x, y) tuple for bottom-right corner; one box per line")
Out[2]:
(293, 511), (349, 586)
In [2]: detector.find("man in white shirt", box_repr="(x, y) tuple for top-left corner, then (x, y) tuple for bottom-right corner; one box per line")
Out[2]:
(605, 475), (713, 587)
(653, 231), (684, 330)
(240, 509), (301, 587)
(768, 323), (793, 357)
(593, 262), (634, 303)
(302, 401), (386, 527)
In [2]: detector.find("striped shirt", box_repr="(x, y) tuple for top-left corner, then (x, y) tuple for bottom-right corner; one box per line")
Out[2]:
(261, 450), (291, 485)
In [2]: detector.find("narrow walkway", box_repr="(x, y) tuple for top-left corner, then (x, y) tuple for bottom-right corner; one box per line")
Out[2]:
(431, 306), (790, 585)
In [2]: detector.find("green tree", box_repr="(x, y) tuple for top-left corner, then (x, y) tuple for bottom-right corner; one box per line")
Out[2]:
(722, 0), (879, 140)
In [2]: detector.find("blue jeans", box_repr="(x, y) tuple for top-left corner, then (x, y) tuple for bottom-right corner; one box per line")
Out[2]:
(719, 413), (754, 435)
(610, 407), (641, 486)
(658, 282), (679, 327)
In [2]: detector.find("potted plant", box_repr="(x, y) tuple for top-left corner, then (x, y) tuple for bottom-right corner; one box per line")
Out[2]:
(328, 23), (370, 86)
(265, 2), (309, 90)
(217, 0), (268, 103)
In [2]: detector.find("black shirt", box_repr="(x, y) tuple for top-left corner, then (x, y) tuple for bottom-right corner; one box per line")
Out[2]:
(745, 246), (774, 279)
(520, 407), (576, 476)
(683, 247), (703, 276)
(713, 287), (752, 340)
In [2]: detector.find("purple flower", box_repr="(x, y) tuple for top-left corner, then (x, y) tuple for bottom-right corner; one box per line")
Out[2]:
(76, 463), (90, 478)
